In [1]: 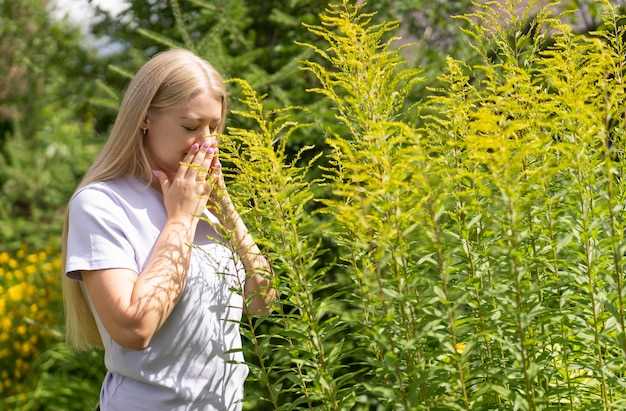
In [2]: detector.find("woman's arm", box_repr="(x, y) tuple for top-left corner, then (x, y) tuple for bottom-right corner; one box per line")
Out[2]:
(217, 198), (278, 316)
(130, 216), (198, 343)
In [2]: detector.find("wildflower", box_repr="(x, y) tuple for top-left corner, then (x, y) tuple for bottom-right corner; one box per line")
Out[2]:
(7, 284), (24, 301)
(8, 259), (17, 268)
(25, 265), (37, 275)
(0, 252), (8, 264)
(16, 324), (26, 336)
(26, 254), (38, 264)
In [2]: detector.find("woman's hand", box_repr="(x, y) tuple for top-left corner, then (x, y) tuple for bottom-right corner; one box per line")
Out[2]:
(152, 141), (217, 226)
(206, 152), (238, 225)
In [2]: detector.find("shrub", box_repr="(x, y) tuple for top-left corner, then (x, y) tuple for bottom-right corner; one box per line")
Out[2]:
(0, 246), (63, 404)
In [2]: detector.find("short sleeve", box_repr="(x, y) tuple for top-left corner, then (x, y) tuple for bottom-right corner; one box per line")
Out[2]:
(65, 188), (139, 281)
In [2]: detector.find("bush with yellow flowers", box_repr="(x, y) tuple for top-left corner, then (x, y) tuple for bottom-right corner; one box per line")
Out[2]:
(0, 246), (63, 398)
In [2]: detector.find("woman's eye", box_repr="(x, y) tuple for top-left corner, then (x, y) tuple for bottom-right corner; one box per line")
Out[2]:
(183, 126), (198, 132)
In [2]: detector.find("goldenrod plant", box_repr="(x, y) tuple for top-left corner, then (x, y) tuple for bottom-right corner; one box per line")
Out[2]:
(216, 79), (353, 409)
(222, 0), (626, 409)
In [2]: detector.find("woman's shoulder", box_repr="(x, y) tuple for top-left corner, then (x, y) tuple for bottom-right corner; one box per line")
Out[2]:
(69, 176), (136, 214)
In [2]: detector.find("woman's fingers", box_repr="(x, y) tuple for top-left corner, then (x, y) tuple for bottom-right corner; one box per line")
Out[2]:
(176, 143), (200, 180)
(186, 142), (213, 181)
(197, 146), (217, 184)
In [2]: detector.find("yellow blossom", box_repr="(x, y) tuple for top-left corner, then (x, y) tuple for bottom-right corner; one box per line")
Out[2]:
(8, 259), (17, 268)
(20, 342), (31, 356)
(0, 298), (4, 314)
(26, 254), (38, 264)
(0, 252), (8, 264)
(8, 284), (24, 301)
(25, 265), (37, 275)
(453, 342), (466, 354)
(14, 270), (24, 280)
(16, 325), (26, 336)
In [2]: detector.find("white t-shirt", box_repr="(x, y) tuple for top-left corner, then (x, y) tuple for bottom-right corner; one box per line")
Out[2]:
(64, 175), (249, 411)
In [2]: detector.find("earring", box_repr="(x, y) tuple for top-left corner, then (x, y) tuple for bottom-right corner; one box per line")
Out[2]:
(141, 127), (148, 135)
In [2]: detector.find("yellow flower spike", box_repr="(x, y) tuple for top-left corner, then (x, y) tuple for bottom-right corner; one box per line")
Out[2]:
(0, 252), (8, 264)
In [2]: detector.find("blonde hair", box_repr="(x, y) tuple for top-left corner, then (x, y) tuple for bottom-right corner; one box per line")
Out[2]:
(61, 48), (228, 351)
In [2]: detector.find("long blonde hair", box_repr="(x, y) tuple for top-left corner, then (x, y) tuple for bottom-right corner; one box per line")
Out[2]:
(61, 48), (228, 351)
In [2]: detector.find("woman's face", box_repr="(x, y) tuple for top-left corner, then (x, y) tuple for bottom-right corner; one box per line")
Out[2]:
(144, 91), (222, 178)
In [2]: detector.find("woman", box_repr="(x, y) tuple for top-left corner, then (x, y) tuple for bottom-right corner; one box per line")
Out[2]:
(60, 48), (277, 410)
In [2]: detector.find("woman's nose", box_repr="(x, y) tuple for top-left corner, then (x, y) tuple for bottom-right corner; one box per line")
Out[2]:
(196, 126), (217, 144)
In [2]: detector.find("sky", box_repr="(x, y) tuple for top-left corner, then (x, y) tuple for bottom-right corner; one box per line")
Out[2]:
(49, 0), (129, 55)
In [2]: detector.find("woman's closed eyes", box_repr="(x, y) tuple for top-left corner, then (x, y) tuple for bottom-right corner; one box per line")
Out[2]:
(182, 122), (217, 133)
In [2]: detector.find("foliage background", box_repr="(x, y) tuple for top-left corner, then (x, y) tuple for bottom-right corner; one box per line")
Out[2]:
(1, 0), (626, 409)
